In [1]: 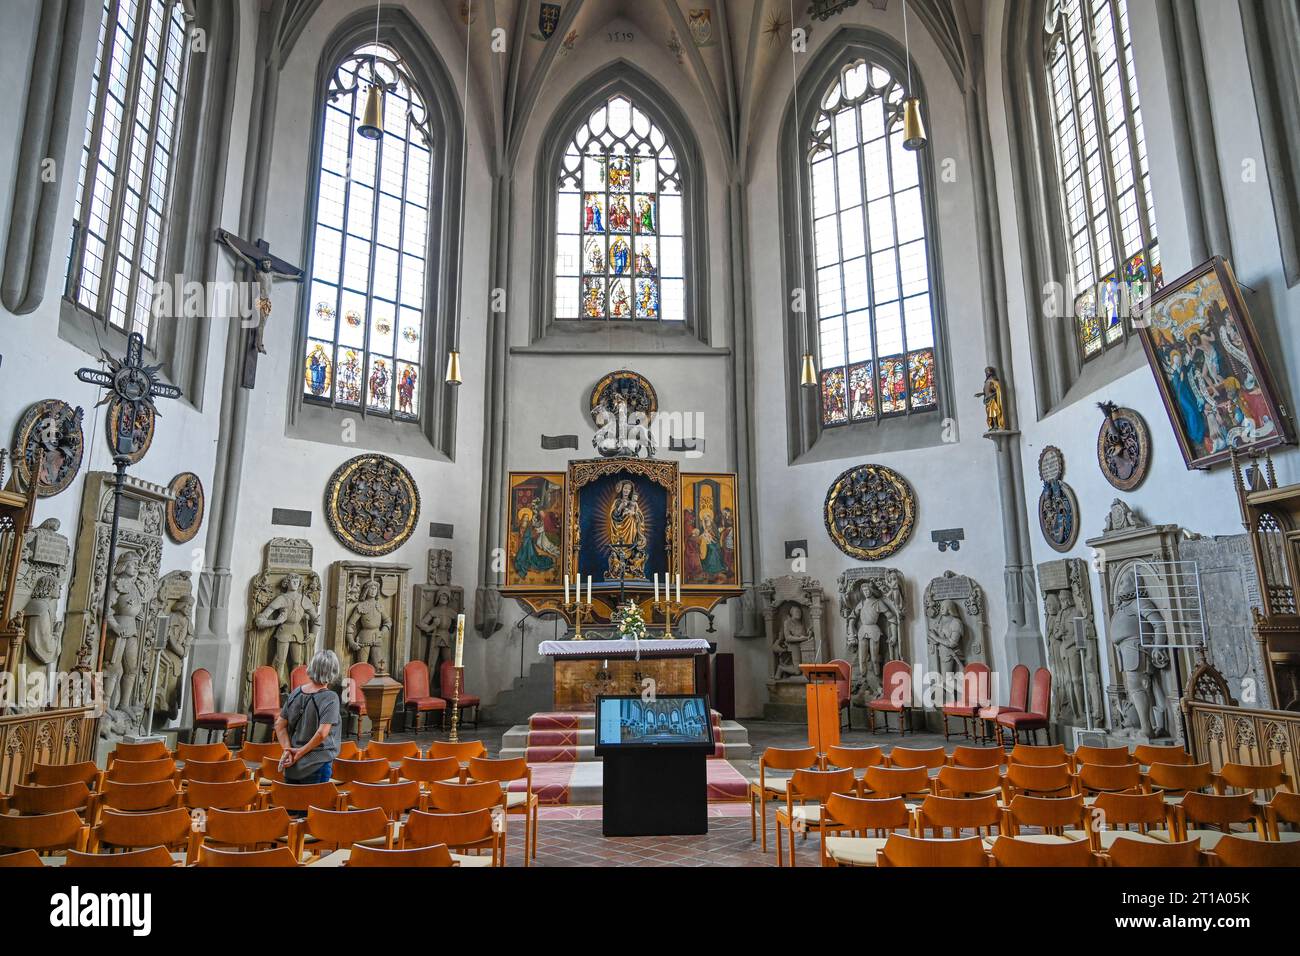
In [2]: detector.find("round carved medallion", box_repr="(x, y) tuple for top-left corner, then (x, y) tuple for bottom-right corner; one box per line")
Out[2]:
(324, 454), (421, 556)
(589, 370), (658, 425)
(823, 464), (917, 561)
(166, 472), (205, 544)
(1037, 445), (1079, 553)
(1096, 403), (1151, 491)
(106, 397), (155, 464)
(12, 399), (85, 497)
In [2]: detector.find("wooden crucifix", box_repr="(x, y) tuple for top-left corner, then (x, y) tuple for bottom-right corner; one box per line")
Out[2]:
(216, 228), (304, 390)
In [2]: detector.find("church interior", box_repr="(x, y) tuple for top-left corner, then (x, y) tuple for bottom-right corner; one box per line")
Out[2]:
(1, 0), (1300, 899)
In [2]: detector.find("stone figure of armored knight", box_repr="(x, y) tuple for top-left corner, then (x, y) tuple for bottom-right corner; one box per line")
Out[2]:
(416, 588), (457, 672)
(927, 600), (966, 678)
(847, 580), (900, 697)
(347, 579), (391, 667)
(104, 551), (150, 715)
(1109, 569), (1170, 740)
(254, 573), (321, 688)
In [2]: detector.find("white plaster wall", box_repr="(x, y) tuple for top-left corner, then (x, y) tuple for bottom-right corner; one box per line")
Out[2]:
(984, 0), (1300, 706)
(0, 0), (261, 664)
(223, 0), (493, 708)
(743, 3), (1012, 719)
(489, 18), (742, 710)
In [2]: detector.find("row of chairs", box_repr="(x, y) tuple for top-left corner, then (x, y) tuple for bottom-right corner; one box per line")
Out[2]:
(193, 661), (481, 746)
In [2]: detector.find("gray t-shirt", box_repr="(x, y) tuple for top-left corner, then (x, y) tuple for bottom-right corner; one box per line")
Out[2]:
(280, 686), (341, 781)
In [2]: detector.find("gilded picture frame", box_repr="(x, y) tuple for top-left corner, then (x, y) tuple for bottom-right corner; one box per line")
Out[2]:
(680, 472), (741, 589)
(505, 471), (566, 589)
(1135, 256), (1294, 470)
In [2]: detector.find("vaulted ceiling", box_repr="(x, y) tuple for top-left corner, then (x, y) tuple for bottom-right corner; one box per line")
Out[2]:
(270, 0), (982, 174)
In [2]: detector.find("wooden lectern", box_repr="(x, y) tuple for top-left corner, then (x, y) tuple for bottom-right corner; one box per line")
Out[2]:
(800, 664), (842, 753)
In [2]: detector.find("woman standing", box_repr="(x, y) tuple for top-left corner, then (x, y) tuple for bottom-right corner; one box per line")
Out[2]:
(275, 649), (342, 784)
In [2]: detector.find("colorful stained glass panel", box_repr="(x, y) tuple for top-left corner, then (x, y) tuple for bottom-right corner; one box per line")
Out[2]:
(336, 348), (362, 404)
(609, 278), (633, 318)
(821, 368), (849, 426)
(581, 277), (605, 318)
(908, 349), (936, 409)
(635, 196), (656, 235)
(848, 361), (875, 421)
(878, 356), (907, 414)
(635, 279), (659, 318)
(584, 193), (605, 233)
(395, 362), (419, 419)
(608, 194), (632, 233)
(609, 237), (631, 276)
(367, 357), (392, 411)
(305, 341), (332, 399)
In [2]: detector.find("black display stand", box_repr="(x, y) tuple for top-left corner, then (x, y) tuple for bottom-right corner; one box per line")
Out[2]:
(599, 746), (711, 836)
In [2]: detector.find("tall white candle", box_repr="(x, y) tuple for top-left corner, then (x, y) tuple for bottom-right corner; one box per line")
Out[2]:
(564, 573), (570, 605)
(676, 573), (681, 603)
(454, 613), (465, 667)
(587, 575), (593, 605)
(654, 573), (659, 603)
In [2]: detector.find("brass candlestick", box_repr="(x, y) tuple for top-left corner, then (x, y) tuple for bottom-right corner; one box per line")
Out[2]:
(562, 600), (593, 639)
(449, 665), (463, 743)
(651, 600), (683, 639)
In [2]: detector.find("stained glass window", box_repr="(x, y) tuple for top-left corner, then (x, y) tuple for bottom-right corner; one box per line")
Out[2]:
(66, 0), (193, 345)
(555, 95), (685, 322)
(302, 42), (431, 421)
(807, 59), (940, 428)
(1046, 0), (1163, 362)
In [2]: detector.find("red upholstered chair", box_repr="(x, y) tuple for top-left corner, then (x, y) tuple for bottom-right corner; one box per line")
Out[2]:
(192, 668), (248, 745)
(979, 663), (1029, 745)
(249, 666), (281, 742)
(942, 662), (991, 740)
(830, 659), (852, 730)
(996, 667), (1052, 745)
(290, 665), (310, 692)
(866, 660), (912, 735)
(402, 661), (446, 733)
(440, 662), (480, 730)
(345, 663), (375, 740)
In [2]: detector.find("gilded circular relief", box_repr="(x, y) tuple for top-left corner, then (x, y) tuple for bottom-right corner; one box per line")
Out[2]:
(823, 464), (917, 561)
(324, 454), (421, 556)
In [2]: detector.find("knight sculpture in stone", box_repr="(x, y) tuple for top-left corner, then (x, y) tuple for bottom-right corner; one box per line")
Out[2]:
(846, 579), (900, 698)
(416, 587), (457, 672)
(254, 572), (321, 688)
(926, 599), (966, 678)
(1109, 569), (1171, 739)
(104, 550), (151, 717)
(347, 578), (391, 668)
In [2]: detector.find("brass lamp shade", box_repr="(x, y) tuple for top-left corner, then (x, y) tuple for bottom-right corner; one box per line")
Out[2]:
(799, 352), (818, 388)
(902, 97), (927, 151)
(445, 349), (463, 386)
(358, 83), (385, 140)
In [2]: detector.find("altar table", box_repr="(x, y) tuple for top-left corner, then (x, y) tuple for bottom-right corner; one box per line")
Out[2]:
(539, 639), (711, 712)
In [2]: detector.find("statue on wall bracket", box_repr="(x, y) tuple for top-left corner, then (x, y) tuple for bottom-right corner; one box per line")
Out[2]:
(976, 367), (1009, 434)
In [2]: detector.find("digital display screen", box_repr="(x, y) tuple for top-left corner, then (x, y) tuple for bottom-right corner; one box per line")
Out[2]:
(597, 695), (713, 747)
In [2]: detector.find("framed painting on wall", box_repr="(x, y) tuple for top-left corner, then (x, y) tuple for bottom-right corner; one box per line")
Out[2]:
(1135, 256), (1294, 469)
(505, 472), (566, 588)
(680, 473), (740, 588)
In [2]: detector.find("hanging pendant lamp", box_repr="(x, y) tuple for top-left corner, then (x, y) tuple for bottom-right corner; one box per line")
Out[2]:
(357, 1), (385, 141)
(901, 0), (928, 151)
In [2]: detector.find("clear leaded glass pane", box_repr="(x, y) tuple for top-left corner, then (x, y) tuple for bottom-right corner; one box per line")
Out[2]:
(1049, 0), (1163, 363)
(301, 42), (432, 421)
(555, 95), (684, 322)
(67, 0), (192, 345)
(809, 58), (941, 427)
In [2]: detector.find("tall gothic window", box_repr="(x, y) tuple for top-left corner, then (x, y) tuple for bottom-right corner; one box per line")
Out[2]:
(553, 94), (686, 323)
(302, 42), (432, 421)
(1046, 0), (1163, 362)
(808, 60), (940, 428)
(66, 0), (193, 344)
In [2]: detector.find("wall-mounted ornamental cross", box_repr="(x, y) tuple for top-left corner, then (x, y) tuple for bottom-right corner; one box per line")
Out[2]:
(75, 332), (182, 459)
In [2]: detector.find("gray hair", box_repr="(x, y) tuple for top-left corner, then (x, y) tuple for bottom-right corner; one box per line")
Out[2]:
(307, 649), (341, 687)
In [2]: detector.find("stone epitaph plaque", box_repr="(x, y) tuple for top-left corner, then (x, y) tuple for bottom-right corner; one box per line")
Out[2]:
(922, 571), (987, 688)
(241, 538), (322, 711)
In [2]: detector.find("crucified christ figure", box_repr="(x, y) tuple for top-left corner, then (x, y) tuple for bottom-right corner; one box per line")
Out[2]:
(216, 229), (303, 355)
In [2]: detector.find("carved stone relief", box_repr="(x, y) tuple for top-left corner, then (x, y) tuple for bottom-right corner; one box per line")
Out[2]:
(1038, 558), (1105, 729)
(146, 570), (194, 730)
(413, 549), (464, 686)
(242, 538), (321, 713)
(327, 562), (410, 674)
(838, 567), (906, 704)
(922, 571), (987, 682)
(759, 575), (826, 685)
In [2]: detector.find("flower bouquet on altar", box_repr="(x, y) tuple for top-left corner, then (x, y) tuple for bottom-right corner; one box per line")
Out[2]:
(615, 601), (648, 660)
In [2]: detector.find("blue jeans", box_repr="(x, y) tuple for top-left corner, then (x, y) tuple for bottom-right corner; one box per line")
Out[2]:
(291, 761), (332, 784)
